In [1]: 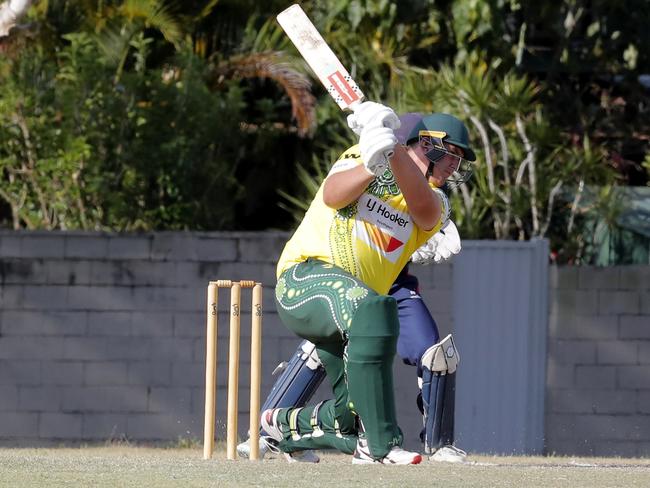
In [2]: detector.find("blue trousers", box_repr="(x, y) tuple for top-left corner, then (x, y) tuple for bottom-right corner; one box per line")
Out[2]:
(391, 267), (440, 378)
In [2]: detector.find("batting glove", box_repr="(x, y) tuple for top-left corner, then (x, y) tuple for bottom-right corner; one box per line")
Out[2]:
(359, 125), (397, 176)
(347, 101), (401, 136)
(433, 188), (451, 229)
(411, 220), (462, 265)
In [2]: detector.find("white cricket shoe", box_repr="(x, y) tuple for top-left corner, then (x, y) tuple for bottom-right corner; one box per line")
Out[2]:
(236, 437), (271, 459)
(429, 445), (467, 463)
(260, 408), (320, 463)
(352, 438), (422, 465)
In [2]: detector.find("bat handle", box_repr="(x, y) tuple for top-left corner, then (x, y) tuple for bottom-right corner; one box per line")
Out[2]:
(348, 99), (364, 112)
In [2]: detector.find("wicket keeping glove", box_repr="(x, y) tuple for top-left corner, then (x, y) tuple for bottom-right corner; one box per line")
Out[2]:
(347, 101), (401, 135)
(411, 220), (462, 265)
(358, 125), (397, 176)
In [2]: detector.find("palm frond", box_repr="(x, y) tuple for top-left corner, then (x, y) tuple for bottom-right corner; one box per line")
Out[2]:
(119, 0), (183, 47)
(196, 0), (220, 21)
(93, 19), (138, 66)
(212, 51), (316, 137)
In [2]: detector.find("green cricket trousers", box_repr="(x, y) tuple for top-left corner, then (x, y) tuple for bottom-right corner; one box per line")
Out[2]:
(274, 259), (403, 458)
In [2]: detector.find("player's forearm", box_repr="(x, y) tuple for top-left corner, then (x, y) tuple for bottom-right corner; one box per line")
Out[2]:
(390, 144), (440, 230)
(322, 165), (374, 209)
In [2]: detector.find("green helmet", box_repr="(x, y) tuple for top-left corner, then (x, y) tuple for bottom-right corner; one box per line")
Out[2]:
(406, 113), (476, 162)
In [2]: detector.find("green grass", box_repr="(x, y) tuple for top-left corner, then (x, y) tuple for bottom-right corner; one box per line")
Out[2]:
(1, 446), (649, 488)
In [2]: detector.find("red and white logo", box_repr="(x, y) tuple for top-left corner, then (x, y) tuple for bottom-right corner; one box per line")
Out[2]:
(327, 71), (360, 105)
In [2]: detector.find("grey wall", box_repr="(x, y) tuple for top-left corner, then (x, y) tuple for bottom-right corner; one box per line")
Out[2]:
(545, 266), (650, 457)
(1, 230), (649, 458)
(0, 230), (448, 447)
(0, 231), (287, 444)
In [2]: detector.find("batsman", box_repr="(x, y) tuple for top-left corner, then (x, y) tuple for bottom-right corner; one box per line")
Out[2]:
(262, 104), (476, 464)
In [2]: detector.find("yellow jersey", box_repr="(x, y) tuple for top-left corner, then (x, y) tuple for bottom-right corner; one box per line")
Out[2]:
(276, 145), (442, 294)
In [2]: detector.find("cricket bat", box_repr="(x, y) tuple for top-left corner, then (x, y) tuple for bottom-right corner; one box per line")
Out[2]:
(276, 4), (364, 111)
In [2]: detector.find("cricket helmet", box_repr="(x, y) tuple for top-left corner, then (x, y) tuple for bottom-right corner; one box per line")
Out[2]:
(406, 113), (476, 162)
(405, 112), (476, 187)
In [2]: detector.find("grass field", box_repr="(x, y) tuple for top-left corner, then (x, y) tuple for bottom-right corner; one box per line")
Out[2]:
(1, 446), (649, 488)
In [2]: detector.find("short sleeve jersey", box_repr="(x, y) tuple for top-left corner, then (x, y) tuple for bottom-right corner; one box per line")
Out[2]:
(276, 145), (442, 295)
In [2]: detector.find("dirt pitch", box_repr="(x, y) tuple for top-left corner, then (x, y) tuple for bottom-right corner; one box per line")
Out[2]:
(1, 446), (649, 488)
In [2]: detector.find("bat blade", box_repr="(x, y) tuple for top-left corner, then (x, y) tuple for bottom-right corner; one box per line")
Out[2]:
(277, 4), (364, 111)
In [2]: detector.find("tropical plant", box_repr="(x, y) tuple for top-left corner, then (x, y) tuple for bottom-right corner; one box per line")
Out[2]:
(0, 0), (647, 262)
(0, 1), (321, 230)
(402, 63), (617, 248)
(0, 32), (251, 230)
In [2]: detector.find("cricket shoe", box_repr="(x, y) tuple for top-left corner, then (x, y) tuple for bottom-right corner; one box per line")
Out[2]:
(429, 445), (467, 464)
(352, 438), (422, 465)
(260, 408), (320, 464)
(236, 436), (271, 460)
(284, 450), (320, 463)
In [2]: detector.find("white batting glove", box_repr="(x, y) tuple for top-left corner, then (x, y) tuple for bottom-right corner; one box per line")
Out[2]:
(0, 4), (18, 36)
(359, 125), (397, 176)
(411, 220), (462, 265)
(433, 187), (451, 228)
(347, 101), (401, 135)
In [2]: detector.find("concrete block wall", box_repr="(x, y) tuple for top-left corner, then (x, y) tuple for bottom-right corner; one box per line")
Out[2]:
(545, 266), (650, 457)
(0, 231), (290, 444)
(0, 230), (453, 447)
(3, 230), (650, 458)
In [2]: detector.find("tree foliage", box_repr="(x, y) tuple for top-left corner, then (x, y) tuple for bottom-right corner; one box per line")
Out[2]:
(0, 0), (648, 263)
(1, 31), (248, 230)
(0, 0), (315, 230)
